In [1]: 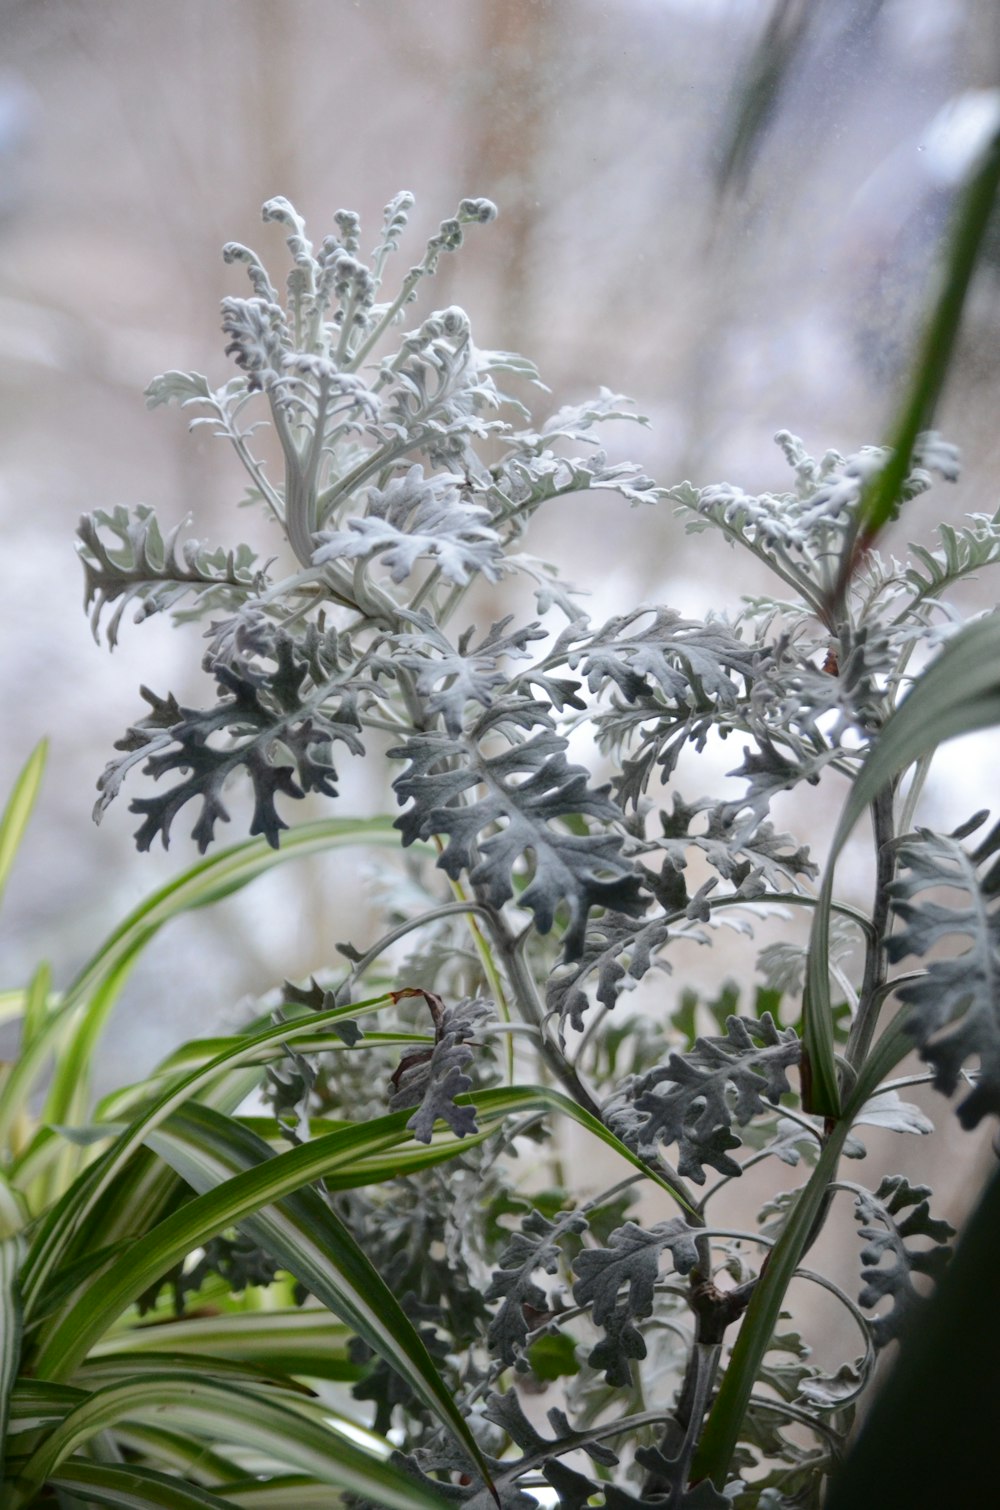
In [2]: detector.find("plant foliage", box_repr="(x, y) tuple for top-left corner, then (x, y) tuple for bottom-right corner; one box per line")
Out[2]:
(4, 147), (1000, 1506)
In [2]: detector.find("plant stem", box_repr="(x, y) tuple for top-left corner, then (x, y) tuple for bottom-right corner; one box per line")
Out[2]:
(642, 1340), (724, 1502)
(216, 399), (287, 528)
(486, 913), (603, 1121)
(437, 858), (516, 1085)
(343, 899), (494, 984)
(895, 750), (932, 836)
(689, 1013), (914, 1490)
(845, 784), (895, 1071)
(690, 1118), (853, 1488)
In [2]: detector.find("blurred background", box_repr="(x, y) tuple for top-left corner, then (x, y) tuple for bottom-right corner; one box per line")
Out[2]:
(2, 0), (1000, 1201)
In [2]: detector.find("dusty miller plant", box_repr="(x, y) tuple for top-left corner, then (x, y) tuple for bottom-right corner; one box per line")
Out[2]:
(79, 193), (1000, 1508)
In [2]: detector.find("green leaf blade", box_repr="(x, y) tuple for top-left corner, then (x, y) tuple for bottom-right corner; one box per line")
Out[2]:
(835, 123), (1000, 591)
(803, 614), (1000, 1117)
(0, 740), (47, 913)
(0, 1235), (24, 1483)
(14, 1374), (451, 1510)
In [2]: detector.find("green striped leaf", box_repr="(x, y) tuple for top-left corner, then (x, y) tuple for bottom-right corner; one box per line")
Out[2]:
(0, 971), (64, 1179)
(0, 1234), (24, 1482)
(0, 1170), (27, 1242)
(21, 993), (397, 1311)
(25, 1002), (694, 1326)
(51, 1459), (237, 1508)
(0, 990), (27, 1028)
(0, 741), (47, 913)
(88, 1307), (359, 1381)
(149, 1085), (693, 1220)
(37, 817), (404, 1169)
(837, 124), (1000, 585)
(65, 816), (402, 1012)
(30, 1094), (511, 1390)
(30, 1080), (685, 1480)
(6, 1377), (84, 1422)
(28, 1102), (493, 1495)
(103, 1422), (242, 1485)
(222, 1476), (356, 1509)
(20, 962), (53, 1054)
(803, 613), (1000, 1116)
(71, 1349), (315, 1392)
(12, 1373), (451, 1510)
(27, 967), (692, 1306)
(692, 1011), (914, 1486)
(95, 1030), (430, 1127)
